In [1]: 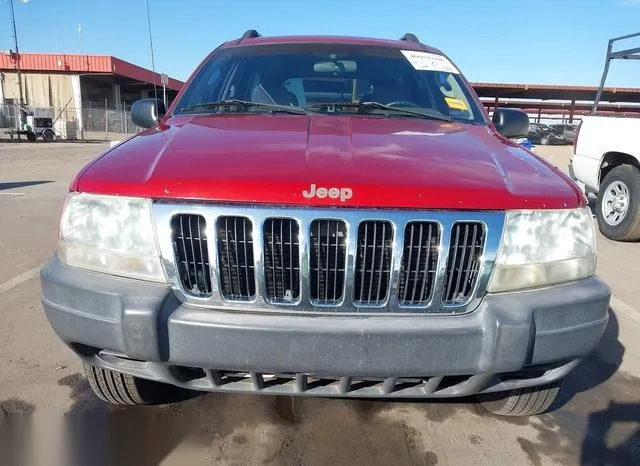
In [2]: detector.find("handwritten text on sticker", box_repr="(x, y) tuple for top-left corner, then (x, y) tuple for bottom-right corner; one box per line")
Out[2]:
(400, 50), (460, 74)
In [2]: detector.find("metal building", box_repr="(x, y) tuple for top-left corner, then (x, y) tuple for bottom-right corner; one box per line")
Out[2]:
(0, 52), (183, 138)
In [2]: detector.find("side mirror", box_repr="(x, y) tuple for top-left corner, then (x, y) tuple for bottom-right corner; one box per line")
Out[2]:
(492, 108), (529, 138)
(131, 99), (166, 129)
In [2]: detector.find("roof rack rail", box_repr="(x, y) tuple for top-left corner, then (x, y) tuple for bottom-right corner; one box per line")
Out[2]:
(241, 29), (262, 39)
(400, 33), (420, 43)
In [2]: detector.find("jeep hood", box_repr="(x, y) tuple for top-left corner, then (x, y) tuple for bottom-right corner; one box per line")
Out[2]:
(76, 114), (582, 209)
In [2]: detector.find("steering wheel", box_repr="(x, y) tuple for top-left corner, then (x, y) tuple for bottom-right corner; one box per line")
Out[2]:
(386, 101), (420, 108)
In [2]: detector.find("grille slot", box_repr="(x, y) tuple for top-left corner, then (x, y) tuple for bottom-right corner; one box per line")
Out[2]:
(354, 221), (394, 305)
(217, 216), (256, 300)
(443, 222), (486, 305)
(310, 220), (347, 303)
(172, 214), (212, 296)
(398, 222), (440, 305)
(264, 218), (300, 303)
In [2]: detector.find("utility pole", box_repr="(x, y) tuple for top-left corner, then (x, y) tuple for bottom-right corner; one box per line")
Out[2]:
(8, 0), (25, 139)
(9, 0), (24, 106)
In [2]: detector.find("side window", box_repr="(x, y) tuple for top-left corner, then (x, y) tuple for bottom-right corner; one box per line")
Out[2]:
(201, 67), (222, 102)
(175, 58), (229, 111)
(208, 67), (222, 87)
(220, 62), (246, 101)
(284, 78), (307, 107)
(356, 79), (372, 101)
(302, 78), (353, 104)
(437, 73), (474, 120)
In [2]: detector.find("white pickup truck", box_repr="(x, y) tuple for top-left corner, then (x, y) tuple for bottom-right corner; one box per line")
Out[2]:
(571, 32), (640, 241)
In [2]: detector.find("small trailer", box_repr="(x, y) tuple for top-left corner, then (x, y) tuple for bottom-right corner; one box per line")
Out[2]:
(5, 105), (57, 142)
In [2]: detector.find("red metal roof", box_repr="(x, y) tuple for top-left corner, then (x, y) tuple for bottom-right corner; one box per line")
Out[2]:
(0, 53), (184, 91)
(473, 82), (640, 92)
(472, 82), (640, 103)
(478, 98), (640, 111)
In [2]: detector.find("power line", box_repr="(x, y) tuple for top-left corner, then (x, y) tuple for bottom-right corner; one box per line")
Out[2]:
(145, 0), (159, 101)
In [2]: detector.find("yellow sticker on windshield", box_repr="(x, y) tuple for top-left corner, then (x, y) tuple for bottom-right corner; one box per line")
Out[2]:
(445, 97), (468, 111)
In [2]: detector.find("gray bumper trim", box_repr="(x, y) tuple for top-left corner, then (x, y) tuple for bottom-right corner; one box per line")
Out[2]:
(40, 257), (611, 397)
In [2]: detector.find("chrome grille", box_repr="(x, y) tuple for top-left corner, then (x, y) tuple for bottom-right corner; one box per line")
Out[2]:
(264, 218), (300, 302)
(354, 221), (393, 305)
(310, 220), (347, 303)
(398, 222), (440, 306)
(157, 205), (503, 314)
(172, 214), (212, 297)
(443, 222), (485, 305)
(216, 216), (256, 300)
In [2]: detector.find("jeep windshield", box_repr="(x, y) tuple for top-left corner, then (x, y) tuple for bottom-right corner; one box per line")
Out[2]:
(174, 43), (485, 124)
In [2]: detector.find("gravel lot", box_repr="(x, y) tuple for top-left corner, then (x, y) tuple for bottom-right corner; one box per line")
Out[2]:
(0, 141), (639, 466)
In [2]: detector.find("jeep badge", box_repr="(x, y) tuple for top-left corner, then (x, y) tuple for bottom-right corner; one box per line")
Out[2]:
(302, 184), (353, 202)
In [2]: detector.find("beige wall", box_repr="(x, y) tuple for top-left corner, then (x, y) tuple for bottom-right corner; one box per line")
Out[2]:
(1, 72), (75, 109)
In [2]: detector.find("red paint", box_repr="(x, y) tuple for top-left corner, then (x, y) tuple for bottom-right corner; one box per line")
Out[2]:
(76, 114), (581, 210)
(73, 35), (582, 210)
(111, 57), (184, 91)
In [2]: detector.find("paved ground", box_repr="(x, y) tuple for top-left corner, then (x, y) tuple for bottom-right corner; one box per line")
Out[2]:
(0, 130), (134, 144)
(0, 141), (639, 466)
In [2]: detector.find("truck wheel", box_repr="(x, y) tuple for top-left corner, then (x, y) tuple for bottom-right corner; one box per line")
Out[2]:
(597, 165), (640, 241)
(26, 132), (37, 142)
(84, 363), (186, 405)
(42, 129), (55, 142)
(540, 135), (550, 145)
(477, 382), (560, 417)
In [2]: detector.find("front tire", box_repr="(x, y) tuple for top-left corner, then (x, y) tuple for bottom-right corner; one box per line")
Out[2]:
(540, 135), (550, 145)
(596, 165), (640, 241)
(478, 382), (560, 417)
(84, 363), (189, 405)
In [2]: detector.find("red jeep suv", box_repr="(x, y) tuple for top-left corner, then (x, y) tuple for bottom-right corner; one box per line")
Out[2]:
(41, 31), (610, 416)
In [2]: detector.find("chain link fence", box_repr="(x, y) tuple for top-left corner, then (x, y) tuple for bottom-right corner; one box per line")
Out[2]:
(0, 102), (143, 141)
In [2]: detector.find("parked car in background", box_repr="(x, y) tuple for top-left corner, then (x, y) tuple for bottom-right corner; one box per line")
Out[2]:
(550, 124), (578, 144)
(573, 115), (640, 240)
(571, 32), (640, 241)
(527, 122), (564, 145)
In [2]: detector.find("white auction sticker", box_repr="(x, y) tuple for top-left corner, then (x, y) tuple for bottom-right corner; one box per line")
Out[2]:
(401, 50), (459, 74)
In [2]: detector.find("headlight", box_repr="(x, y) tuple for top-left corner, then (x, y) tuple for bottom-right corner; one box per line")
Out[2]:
(58, 193), (166, 282)
(488, 207), (596, 292)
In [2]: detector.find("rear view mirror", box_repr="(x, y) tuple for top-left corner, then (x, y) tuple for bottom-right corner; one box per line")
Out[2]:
(314, 60), (357, 73)
(492, 108), (529, 138)
(131, 98), (166, 129)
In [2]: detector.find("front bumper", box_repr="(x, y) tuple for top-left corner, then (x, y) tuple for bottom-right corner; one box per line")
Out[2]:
(41, 257), (611, 398)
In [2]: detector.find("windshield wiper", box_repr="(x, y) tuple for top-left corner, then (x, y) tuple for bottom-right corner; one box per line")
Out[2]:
(181, 99), (307, 115)
(308, 102), (451, 122)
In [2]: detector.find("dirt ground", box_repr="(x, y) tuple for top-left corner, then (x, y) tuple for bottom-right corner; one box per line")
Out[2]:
(0, 141), (639, 466)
